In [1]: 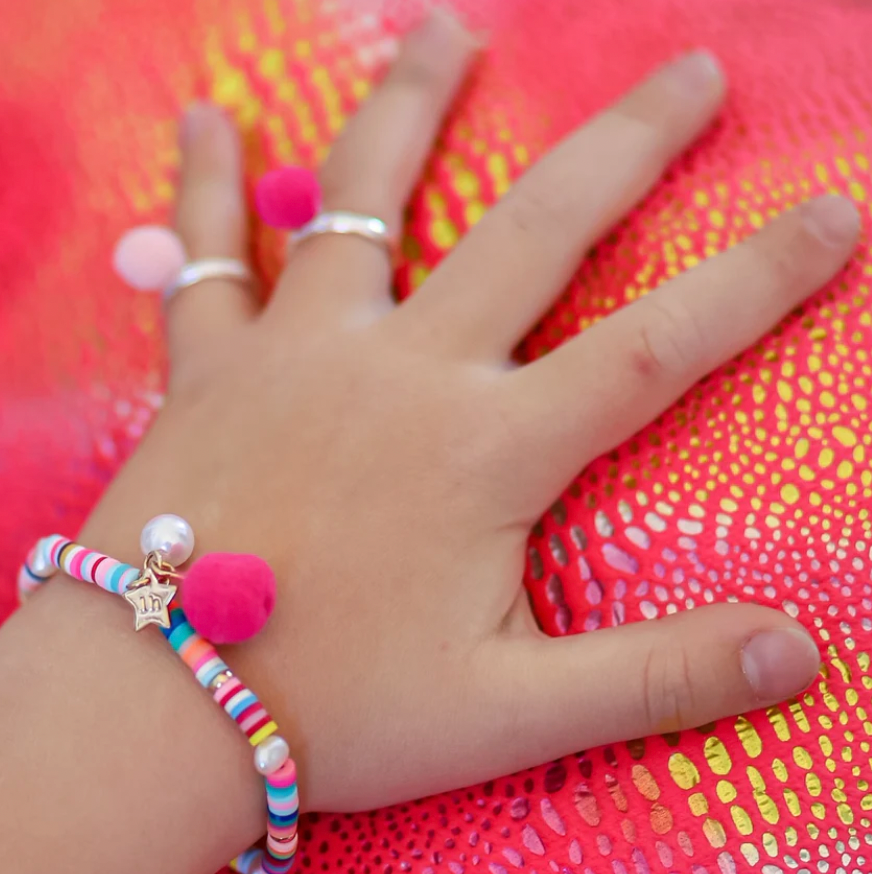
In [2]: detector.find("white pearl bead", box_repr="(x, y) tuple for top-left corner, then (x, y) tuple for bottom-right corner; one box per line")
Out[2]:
(254, 735), (290, 775)
(140, 514), (195, 566)
(30, 550), (53, 578)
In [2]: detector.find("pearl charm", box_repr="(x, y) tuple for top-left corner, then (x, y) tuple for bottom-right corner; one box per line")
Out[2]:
(254, 735), (290, 775)
(140, 514), (195, 566)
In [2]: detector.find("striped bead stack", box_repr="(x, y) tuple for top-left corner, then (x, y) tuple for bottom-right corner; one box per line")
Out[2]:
(19, 535), (142, 597)
(18, 523), (298, 874)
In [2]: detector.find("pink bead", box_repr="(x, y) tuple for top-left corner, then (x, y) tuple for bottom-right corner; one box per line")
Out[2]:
(266, 758), (298, 788)
(182, 552), (277, 644)
(113, 225), (187, 291)
(255, 166), (321, 229)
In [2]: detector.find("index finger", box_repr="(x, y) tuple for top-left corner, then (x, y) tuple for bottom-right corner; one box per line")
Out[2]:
(507, 195), (860, 509)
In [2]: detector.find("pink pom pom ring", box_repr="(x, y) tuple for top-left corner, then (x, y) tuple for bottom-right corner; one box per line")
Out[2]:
(255, 165), (321, 229)
(113, 226), (254, 300)
(182, 552), (277, 644)
(113, 225), (187, 291)
(255, 164), (396, 260)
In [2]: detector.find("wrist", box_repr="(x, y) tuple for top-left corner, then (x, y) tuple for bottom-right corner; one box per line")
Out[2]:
(2, 537), (265, 873)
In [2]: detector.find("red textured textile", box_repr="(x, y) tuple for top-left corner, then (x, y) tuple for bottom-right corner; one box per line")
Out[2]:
(2, 1), (871, 872)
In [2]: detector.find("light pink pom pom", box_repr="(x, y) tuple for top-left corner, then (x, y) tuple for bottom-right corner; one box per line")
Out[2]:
(255, 166), (321, 229)
(113, 225), (187, 291)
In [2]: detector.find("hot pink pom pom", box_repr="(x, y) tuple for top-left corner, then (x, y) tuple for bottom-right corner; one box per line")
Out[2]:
(255, 166), (321, 229)
(113, 225), (187, 291)
(182, 552), (277, 644)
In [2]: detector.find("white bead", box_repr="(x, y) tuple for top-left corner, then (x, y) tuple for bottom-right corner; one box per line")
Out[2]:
(254, 735), (290, 775)
(140, 514), (195, 566)
(30, 550), (53, 578)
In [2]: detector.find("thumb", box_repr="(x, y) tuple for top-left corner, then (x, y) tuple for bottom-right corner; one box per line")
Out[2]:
(489, 604), (820, 760)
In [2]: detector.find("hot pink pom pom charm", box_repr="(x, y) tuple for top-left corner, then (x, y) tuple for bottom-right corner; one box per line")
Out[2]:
(182, 552), (277, 644)
(254, 165), (321, 229)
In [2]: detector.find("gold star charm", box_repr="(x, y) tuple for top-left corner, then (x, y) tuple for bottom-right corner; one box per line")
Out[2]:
(123, 569), (177, 631)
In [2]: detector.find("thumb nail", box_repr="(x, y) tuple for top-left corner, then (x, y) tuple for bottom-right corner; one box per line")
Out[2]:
(742, 627), (821, 703)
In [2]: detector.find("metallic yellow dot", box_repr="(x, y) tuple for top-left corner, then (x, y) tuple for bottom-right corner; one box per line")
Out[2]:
(717, 780), (737, 803)
(731, 805), (754, 835)
(668, 753), (701, 789)
(794, 747), (813, 769)
(740, 842), (759, 865)
(703, 817), (727, 847)
(799, 465), (816, 482)
(258, 48), (285, 79)
(736, 716), (763, 758)
(761, 832), (779, 857)
(688, 792), (708, 816)
(704, 737), (732, 775)
(431, 217), (459, 250)
(834, 425), (858, 447)
(772, 758), (788, 782)
(780, 484), (801, 505)
(464, 202), (486, 226)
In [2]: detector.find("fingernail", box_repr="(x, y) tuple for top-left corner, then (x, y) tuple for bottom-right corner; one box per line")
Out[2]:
(802, 195), (861, 247)
(667, 50), (723, 96)
(742, 628), (821, 702)
(181, 101), (216, 146)
(416, 7), (479, 56)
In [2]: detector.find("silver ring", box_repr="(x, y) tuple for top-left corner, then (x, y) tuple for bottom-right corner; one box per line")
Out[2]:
(165, 258), (254, 300)
(290, 211), (395, 253)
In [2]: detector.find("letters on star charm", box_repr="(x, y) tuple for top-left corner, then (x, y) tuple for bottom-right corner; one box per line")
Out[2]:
(122, 568), (177, 631)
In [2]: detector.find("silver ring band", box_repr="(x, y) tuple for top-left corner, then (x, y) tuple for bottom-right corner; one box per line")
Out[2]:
(165, 258), (254, 300)
(290, 211), (395, 253)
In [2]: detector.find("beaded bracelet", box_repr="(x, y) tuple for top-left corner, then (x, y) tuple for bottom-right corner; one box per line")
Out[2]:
(18, 515), (298, 874)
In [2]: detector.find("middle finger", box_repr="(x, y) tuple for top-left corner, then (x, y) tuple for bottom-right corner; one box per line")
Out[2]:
(400, 51), (724, 358)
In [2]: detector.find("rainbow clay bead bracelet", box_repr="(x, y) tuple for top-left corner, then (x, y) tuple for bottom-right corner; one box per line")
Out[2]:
(18, 515), (298, 874)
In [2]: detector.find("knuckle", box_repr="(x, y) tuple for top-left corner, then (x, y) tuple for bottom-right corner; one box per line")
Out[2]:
(641, 642), (698, 734)
(318, 161), (351, 206)
(628, 297), (705, 379)
(761, 223), (813, 289)
(389, 55), (443, 91)
(503, 183), (572, 244)
(610, 109), (671, 172)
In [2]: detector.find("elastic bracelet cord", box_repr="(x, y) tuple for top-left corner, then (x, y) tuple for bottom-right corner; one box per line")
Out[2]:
(18, 521), (298, 874)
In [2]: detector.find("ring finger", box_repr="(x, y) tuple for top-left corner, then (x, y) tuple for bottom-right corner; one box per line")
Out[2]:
(401, 51), (725, 358)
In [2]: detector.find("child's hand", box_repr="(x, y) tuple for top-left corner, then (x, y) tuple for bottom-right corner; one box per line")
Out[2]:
(82, 12), (852, 814)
